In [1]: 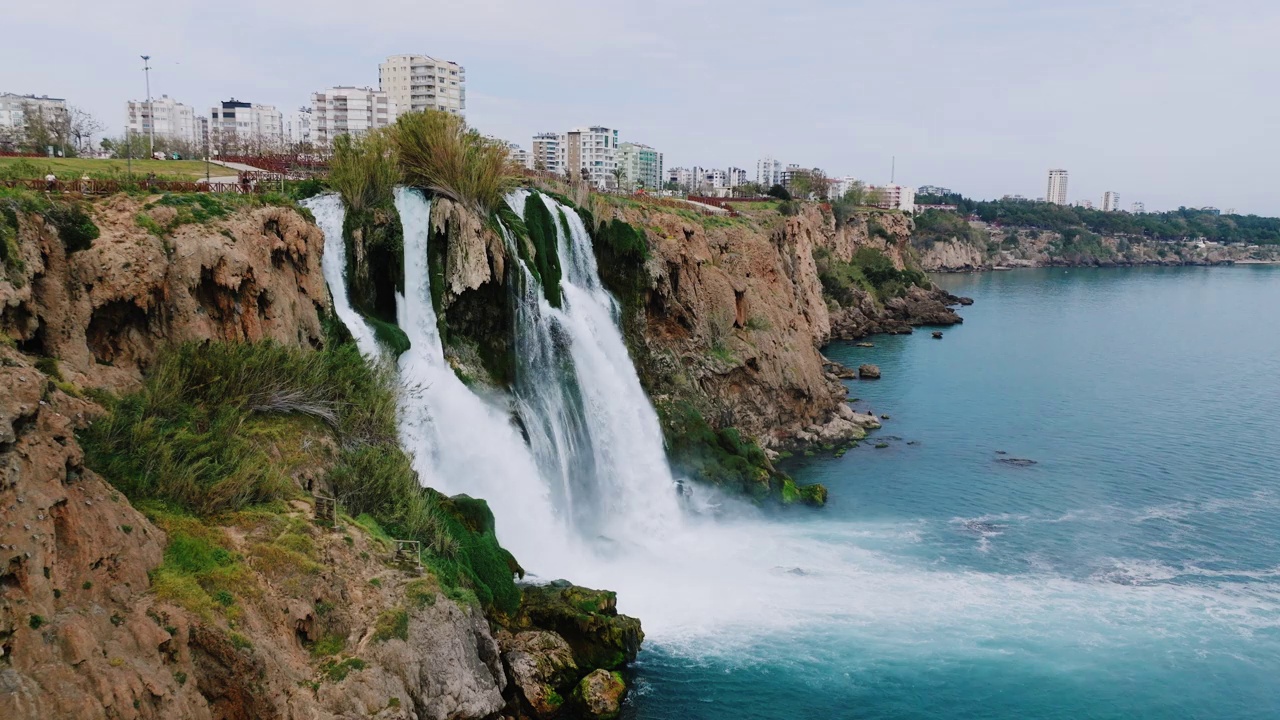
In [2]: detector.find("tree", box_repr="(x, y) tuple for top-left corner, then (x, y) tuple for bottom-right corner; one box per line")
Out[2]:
(864, 186), (888, 208)
(663, 180), (681, 193)
(67, 107), (104, 154)
(611, 166), (626, 192)
(767, 184), (791, 201)
(789, 168), (829, 200)
(734, 181), (764, 198)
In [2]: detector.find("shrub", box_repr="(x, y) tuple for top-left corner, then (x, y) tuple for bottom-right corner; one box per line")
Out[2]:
(394, 110), (515, 215)
(767, 184), (791, 201)
(43, 203), (99, 253)
(329, 130), (399, 213)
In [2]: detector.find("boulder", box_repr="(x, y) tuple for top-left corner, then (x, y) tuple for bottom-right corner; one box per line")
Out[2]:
(502, 631), (578, 719)
(858, 364), (881, 380)
(515, 582), (643, 670)
(572, 669), (626, 720)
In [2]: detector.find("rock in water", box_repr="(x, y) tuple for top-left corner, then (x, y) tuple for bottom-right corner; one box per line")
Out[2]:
(855, 342), (875, 348)
(858, 364), (881, 379)
(515, 582), (644, 670)
(932, 331), (944, 339)
(573, 669), (626, 720)
(997, 457), (1038, 467)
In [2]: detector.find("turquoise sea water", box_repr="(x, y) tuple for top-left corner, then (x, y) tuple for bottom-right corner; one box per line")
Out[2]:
(625, 266), (1280, 720)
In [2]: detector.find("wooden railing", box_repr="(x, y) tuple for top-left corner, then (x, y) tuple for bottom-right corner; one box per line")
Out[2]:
(1, 177), (261, 195)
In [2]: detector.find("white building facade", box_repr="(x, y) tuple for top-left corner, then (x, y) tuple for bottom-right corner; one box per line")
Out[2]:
(872, 183), (917, 214)
(208, 99), (284, 148)
(757, 156), (783, 188)
(1131, 201), (1145, 214)
(1102, 191), (1120, 212)
(565, 126), (619, 189)
(284, 107), (312, 147)
(311, 87), (392, 146)
(126, 95), (197, 145)
(531, 132), (562, 173)
(379, 54), (465, 119)
(0, 93), (69, 149)
(1046, 169), (1069, 205)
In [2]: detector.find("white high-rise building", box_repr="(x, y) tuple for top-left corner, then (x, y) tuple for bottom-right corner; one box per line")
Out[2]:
(1102, 191), (1120, 212)
(727, 167), (749, 188)
(1078, 199), (1094, 209)
(1131, 201), (1145, 214)
(379, 54), (465, 119)
(311, 87), (393, 146)
(208, 99), (283, 148)
(1046, 169), (1069, 205)
(530, 132), (562, 174)
(126, 95), (196, 145)
(616, 142), (664, 190)
(757, 156), (783, 188)
(284, 107), (312, 147)
(564, 126), (618, 189)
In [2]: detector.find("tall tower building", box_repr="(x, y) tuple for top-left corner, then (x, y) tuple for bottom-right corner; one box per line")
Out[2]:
(1102, 191), (1120, 212)
(1046, 169), (1069, 206)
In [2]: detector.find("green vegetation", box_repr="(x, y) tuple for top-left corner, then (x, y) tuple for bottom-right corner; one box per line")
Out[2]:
(0, 186), (99, 257)
(658, 400), (825, 505)
(0, 156), (225, 181)
(329, 130), (399, 214)
(394, 110), (516, 215)
(815, 246), (928, 305)
(522, 191), (564, 307)
(321, 657), (367, 682)
(373, 608), (409, 642)
(28, 614), (44, 630)
(79, 340), (523, 616)
(912, 208), (989, 250)
(146, 509), (251, 620)
(918, 191), (1280, 245)
(767, 184), (791, 201)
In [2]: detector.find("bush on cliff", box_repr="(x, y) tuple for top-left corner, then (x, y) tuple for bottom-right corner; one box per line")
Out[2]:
(395, 110), (516, 215)
(815, 246), (927, 305)
(330, 129), (400, 213)
(80, 340), (522, 615)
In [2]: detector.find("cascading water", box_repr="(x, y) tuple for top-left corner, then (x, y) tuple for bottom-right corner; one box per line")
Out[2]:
(304, 193), (381, 359)
(314, 189), (1278, 720)
(505, 190), (685, 544)
(391, 186), (577, 573)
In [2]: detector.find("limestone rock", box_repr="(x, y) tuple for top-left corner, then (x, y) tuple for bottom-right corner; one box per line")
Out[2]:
(515, 582), (643, 670)
(502, 630), (578, 719)
(571, 669), (625, 720)
(858, 364), (881, 379)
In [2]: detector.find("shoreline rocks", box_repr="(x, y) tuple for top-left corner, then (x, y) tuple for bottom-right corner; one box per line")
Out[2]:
(858, 364), (881, 379)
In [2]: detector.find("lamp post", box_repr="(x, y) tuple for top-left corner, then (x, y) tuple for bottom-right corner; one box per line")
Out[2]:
(141, 55), (154, 158)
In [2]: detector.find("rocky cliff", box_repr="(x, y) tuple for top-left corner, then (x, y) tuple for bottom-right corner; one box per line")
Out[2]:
(0, 192), (638, 720)
(914, 219), (1280, 272)
(587, 198), (963, 451)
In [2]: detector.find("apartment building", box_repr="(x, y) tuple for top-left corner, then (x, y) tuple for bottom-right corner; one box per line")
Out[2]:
(1102, 191), (1121, 212)
(0, 93), (69, 148)
(208, 99), (283, 147)
(530, 132), (562, 173)
(1131, 201), (1145, 214)
(918, 185), (954, 196)
(1078, 199), (1094, 209)
(829, 176), (860, 198)
(126, 95), (197, 144)
(756, 156), (783, 188)
(727, 167), (749, 188)
(564, 126), (619, 189)
(379, 54), (465, 119)
(311, 87), (392, 146)
(871, 183), (917, 213)
(616, 142), (664, 190)
(284, 107), (312, 147)
(667, 166), (703, 191)
(1046, 169), (1069, 205)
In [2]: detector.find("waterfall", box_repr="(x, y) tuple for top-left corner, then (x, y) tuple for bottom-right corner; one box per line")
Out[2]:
(304, 193), (381, 359)
(506, 190), (685, 544)
(392, 187), (576, 572)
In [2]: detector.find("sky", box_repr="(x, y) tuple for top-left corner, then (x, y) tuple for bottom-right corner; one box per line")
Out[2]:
(3, 0), (1278, 214)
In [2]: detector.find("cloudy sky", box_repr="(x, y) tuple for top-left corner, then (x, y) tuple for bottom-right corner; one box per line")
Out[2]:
(4, 0), (1277, 213)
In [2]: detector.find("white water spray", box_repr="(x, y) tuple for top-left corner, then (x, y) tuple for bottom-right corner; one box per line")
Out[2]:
(304, 193), (381, 359)
(317, 189), (1279, 671)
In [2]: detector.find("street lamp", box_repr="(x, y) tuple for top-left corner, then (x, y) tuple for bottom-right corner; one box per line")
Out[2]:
(141, 55), (154, 158)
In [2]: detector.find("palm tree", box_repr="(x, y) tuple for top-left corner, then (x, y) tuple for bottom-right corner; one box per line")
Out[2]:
(611, 166), (626, 192)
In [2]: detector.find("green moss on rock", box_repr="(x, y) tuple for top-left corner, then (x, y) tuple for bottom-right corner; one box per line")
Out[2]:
(515, 581), (643, 671)
(522, 192), (563, 307)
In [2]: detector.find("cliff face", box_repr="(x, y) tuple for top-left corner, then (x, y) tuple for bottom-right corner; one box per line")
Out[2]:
(913, 220), (1279, 272)
(595, 200), (961, 449)
(0, 195), (328, 391)
(1, 194), (638, 720)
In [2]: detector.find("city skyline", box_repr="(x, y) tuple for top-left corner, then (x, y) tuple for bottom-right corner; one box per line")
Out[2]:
(2, 1), (1275, 214)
